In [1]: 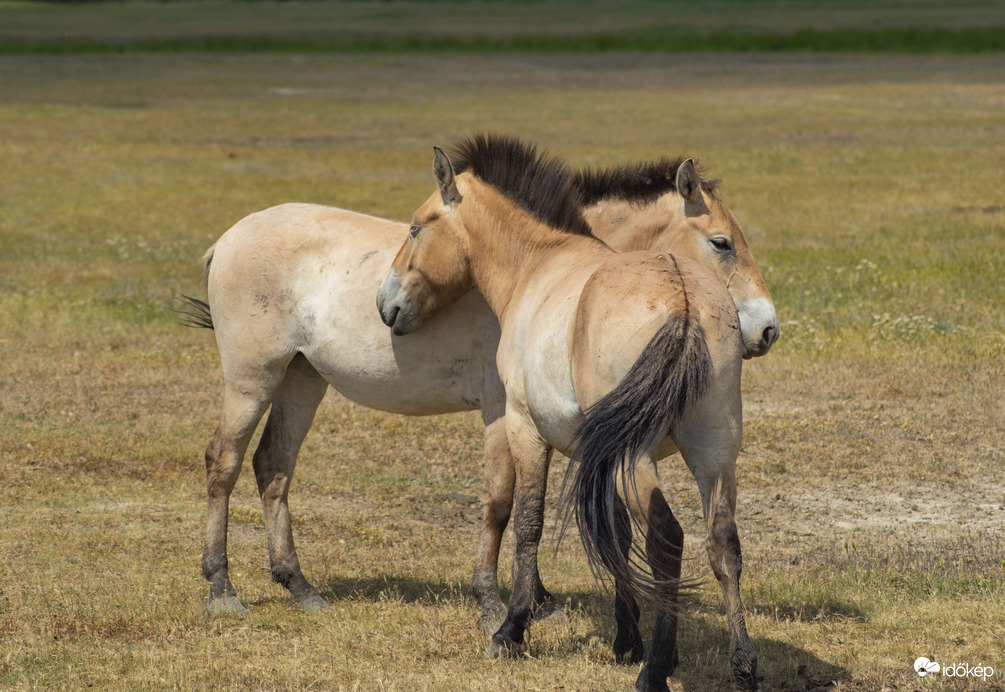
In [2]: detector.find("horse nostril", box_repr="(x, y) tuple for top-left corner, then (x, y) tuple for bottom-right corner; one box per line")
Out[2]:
(762, 325), (778, 346)
(381, 305), (400, 328)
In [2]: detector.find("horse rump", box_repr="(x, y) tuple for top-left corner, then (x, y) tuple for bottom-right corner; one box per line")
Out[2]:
(561, 311), (712, 600)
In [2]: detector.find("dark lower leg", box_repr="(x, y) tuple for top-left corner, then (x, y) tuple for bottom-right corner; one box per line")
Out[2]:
(636, 489), (684, 692)
(612, 497), (643, 665)
(488, 479), (547, 658)
(473, 419), (514, 632)
(254, 360), (328, 610)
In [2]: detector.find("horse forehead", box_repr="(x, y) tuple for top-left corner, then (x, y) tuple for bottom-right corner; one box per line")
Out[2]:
(706, 197), (741, 234)
(414, 192), (443, 221)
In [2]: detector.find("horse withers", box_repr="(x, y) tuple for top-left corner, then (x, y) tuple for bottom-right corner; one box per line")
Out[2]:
(378, 134), (759, 692)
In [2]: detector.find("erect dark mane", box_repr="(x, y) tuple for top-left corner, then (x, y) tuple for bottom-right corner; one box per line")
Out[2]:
(449, 133), (593, 236)
(575, 157), (720, 206)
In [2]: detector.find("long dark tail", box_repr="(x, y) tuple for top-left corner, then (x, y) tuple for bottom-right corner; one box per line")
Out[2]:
(561, 308), (712, 600)
(172, 246), (215, 330)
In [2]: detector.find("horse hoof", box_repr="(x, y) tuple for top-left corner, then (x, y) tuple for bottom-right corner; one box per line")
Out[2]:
(207, 595), (248, 615)
(295, 593), (329, 612)
(634, 667), (670, 692)
(486, 635), (526, 659)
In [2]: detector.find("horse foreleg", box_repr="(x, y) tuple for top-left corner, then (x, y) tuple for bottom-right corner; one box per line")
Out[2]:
(473, 416), (514, 634)
(705, 478), (758, 692)
(252, 354), (329, 611)
(202, 386), (273, 614)
(486, 419), (551, 658)
(474, 412), (561, 635)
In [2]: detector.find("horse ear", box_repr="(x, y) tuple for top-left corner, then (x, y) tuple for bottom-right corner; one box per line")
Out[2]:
(433, 146), (461, 205)
(676, 159), (702, 205)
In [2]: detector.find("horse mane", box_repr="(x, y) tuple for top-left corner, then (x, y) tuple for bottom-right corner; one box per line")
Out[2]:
(575, 157), (720, 206)
(448, 133), (594, 236)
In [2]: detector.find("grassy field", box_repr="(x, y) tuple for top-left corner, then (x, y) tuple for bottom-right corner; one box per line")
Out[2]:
(1, 5), (1004, 691)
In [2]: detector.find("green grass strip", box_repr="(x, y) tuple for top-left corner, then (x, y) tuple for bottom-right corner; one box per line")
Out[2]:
(2, 27), (1003, 55)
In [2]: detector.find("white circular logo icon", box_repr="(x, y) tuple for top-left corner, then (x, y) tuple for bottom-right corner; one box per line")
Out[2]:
(915, 657), (941, 677)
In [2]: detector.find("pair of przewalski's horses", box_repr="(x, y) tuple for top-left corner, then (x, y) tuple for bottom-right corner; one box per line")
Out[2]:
(189, 134), (778, 692)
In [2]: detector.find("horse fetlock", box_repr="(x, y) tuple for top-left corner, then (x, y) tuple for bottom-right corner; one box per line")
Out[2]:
(531, 582), (562, 621)
(729, 640), (759, 692)
(532, 601), (567, 624)
(487, 614), (532, 658)
(471, 567), (500, 602)
(635, 665), (672, 692)
(613, 627), (644, 665)
(271, 561), (322, 607)
(473, 576), (507, 634)
(201, 551), (228, 584)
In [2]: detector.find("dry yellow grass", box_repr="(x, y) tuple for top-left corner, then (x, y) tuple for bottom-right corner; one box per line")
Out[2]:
(1, 50), (1003, 691)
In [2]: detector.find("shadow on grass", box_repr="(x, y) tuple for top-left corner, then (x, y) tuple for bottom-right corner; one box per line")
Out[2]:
(318, 573), (850, 690)
(320, 573), (471, 606)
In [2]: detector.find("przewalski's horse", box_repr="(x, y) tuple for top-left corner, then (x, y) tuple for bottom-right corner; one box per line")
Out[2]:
(377, 134), (759, 692)
(189, 140), (776, 642)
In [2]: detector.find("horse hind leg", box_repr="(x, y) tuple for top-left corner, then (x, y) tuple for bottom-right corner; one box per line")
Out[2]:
(252, 353), (329, 611)
(618, 462), (684, 691)
(202, 373), (281, 614)
(612, 494), (644, 666)
(705, 478), (758, 692)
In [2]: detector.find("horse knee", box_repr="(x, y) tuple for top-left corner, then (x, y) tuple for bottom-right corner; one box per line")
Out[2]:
(705, 510), (742, 582)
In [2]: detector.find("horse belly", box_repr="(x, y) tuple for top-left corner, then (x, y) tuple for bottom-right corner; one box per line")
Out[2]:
(304, 290), (500, 416)
(506, 311), (583, 453)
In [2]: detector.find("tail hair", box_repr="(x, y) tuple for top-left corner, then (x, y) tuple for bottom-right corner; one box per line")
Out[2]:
(560, 309), (712, 601)
(171, 246), (215, 330)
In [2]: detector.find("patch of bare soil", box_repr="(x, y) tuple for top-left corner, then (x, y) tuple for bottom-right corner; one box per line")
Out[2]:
(732, 391), (1005, 575)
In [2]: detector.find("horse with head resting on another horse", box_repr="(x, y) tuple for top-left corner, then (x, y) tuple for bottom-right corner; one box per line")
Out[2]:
(185, 137), (775, 685)
(378, 134), (762, 691)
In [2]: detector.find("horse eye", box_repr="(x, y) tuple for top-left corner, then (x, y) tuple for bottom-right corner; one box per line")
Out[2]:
(409, 225), (422, 239)
(710, 237), (732, 253)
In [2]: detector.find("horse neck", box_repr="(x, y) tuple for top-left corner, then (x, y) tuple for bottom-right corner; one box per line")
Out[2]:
(462, 186), (598, 319)
(583, 193), (686, 254)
